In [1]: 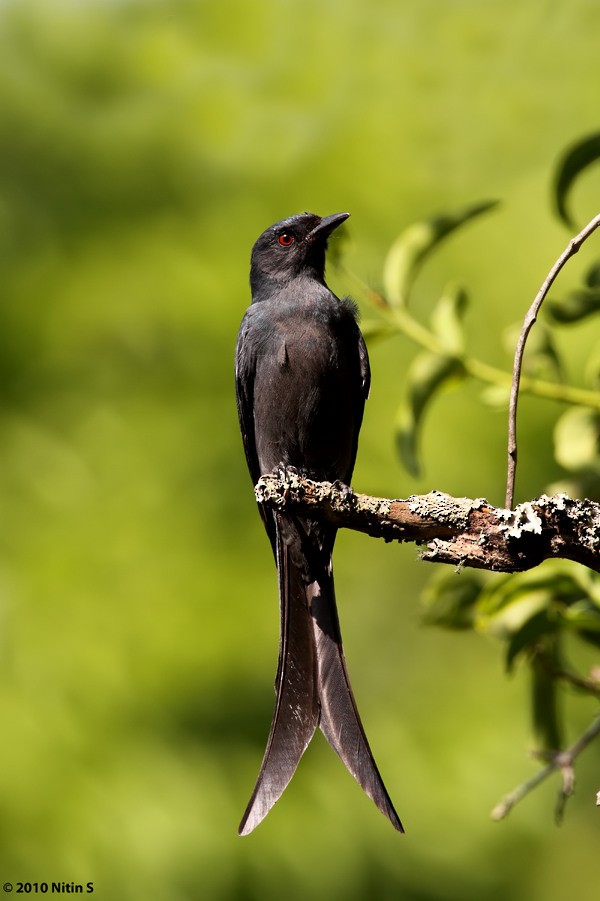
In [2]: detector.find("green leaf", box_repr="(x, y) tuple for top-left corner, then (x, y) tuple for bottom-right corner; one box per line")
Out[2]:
(475, 563), (587, 635)
(545, 287), (600, 324)
(531, 644), (563, 751)
(583, 573), (600, 610)
(430, 282), (469, 353)
(583, 344), (600, 390)
(421, 568), (484, 630)
(477, 588), (553, 640)
(505, 609), (553, 672)
(578, 630), (600, 651)
(396, 352), (465, 475)
(560, 600), (600, 633)
(553, 131), (600, 228)
(585, 261), (600, 288)
(382, 200), (499, 307)
(554, 406), (600, 471)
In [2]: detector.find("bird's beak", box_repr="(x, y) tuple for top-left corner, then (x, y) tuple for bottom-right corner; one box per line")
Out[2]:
(307, 212), (350, 243)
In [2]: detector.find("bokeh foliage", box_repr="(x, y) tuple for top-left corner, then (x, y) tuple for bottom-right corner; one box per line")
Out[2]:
(357, 136), (600, 778)
(0, 1), (599, 899)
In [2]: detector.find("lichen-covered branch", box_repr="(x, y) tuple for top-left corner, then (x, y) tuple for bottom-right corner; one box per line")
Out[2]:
(255, 471), (600, 574)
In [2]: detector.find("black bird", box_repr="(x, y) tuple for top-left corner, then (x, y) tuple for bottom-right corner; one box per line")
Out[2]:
(235, 211), (402, 835)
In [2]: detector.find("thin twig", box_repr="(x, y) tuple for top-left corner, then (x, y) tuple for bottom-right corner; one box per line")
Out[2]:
(491, 713), (600, 821)
(550, 667), (600, 699)
(506, 214), (600, 509)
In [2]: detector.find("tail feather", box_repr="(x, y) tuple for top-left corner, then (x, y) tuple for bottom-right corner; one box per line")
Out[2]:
(239, 516), (402, 835)
(238, 527), (319, 836)
(310, 577), (404, 832)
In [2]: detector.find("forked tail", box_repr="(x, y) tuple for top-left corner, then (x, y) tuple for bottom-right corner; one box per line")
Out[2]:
(238, 516), (402, 835)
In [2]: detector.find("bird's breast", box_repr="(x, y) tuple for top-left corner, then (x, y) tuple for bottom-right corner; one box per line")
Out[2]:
(250, 301), (363, 481)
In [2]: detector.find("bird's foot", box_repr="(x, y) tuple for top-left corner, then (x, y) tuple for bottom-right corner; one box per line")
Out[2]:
(274, 463), (301, 488)
(275, 463), (300, 480)
(273, 464), (304, 499)
(331, 479), (355, 502)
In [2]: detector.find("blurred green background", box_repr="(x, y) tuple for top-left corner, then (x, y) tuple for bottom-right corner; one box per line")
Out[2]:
(0, 0), (599, 898)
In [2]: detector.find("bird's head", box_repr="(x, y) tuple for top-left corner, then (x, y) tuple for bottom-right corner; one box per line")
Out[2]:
(249, 211), (349, 297)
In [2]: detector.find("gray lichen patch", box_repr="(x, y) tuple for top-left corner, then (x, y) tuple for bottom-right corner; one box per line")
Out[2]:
(255, 474), (286, 507)
(408, 490), (471, 529)
(356, 494), (392, 518)
(497, 501), (543, 538)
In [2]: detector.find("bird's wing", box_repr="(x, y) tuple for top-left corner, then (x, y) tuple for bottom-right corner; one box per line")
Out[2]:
(235, 310), (276, 552)
(358, 328), (371, 400)
(234, 311), (260, 485)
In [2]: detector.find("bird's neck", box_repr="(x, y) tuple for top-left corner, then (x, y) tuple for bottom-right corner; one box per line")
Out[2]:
(250, 268), (326, 303)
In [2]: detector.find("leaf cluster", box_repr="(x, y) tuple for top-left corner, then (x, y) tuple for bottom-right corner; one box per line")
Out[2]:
(423, 562), (600, 752)
(353, 133), (600, 483)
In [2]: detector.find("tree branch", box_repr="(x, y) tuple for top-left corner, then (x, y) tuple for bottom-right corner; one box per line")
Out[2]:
(257, 470), (600, 820)
(255, 472), (600, 574)
(490, 713), (600, 822)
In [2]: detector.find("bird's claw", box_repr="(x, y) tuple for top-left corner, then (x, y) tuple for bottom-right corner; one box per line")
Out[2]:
(332, 479), (354, 502)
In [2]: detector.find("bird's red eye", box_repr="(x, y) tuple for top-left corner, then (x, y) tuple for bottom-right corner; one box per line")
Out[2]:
(278, 232), (294, 246)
